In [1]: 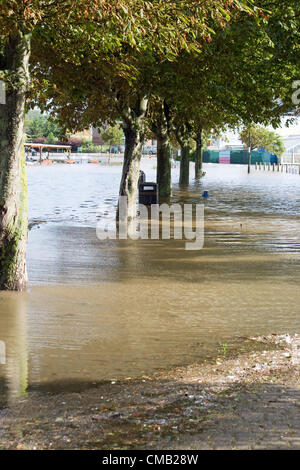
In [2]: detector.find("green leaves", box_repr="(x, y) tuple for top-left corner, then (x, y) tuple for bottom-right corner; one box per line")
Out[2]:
(240, 125), (285, 155)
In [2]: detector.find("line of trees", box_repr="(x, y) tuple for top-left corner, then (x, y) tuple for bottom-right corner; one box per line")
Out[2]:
(24, 111), (124, 152)
(240, 126), (285, 156)
(0, 1), (300, 290)
(24, 110), (62, 143)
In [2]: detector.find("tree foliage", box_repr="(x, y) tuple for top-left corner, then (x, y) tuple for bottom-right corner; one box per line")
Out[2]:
(24, 110), (62, 141)
(101, 124), (124, 148)
(240, 125), (285, 155)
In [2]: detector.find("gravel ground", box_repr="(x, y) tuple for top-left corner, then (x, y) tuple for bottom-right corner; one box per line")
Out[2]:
(0, 334), (299, 450)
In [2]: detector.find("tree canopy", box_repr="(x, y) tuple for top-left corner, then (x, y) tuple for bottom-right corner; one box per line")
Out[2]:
(24, 110), (62, 141)
(240, 125), (285, 155)
(101, 125), (124, 149)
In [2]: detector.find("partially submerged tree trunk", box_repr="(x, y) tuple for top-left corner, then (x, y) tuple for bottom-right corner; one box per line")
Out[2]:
(118, 95), (149, 221)
(157, 133), (172, 199)
(175, 122), (192, 186)
(194, 128), (203, 179)
(179, 144), (191, 186)
(154, 101), (172, 200)
(0, 32), (31, 291)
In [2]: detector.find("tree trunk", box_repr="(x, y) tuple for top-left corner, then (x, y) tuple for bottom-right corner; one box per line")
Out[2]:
(155, 104), (172, 200)
(157, 132), (172, 200)
(175, 122), (192, 186)
(0, 32), (31, 291)
(179, 145), (190, 185)
(118, 96), (148, 221)
(195, 129), (203, 179)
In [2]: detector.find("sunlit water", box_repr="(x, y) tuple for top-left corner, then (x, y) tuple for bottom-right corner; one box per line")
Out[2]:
(0, 160), (300, 404)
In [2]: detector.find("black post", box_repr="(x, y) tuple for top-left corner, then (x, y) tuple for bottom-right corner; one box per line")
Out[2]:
(247, 131), (251, 174)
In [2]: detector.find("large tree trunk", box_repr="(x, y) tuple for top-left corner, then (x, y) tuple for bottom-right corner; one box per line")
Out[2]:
(0, 32), (31, 291)
(157, 132), (172, 199)
(118, 96), (148, 221)
(179, 144), (191, 186)
(194, 129), (203, 179)
(175, 122), (192, 186)
(179, 144), (190, 185)
(155, 102), (172, 200)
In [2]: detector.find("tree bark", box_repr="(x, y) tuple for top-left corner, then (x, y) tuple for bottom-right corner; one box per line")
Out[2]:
(175, 122), (192, 186)
(0, 32), (31, 291)
(118, 95), (148, 221)
(179, 144), (190, 186)
(195, 129), (203, 179)
(155, 102), (172, 200)
(157, 132), (172, 199)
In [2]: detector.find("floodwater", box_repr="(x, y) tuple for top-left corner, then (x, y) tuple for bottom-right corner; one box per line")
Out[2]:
(0, 160), (300, 404)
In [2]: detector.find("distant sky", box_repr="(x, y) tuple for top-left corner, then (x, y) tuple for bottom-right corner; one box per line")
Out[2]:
(222, 116), (300, 147)
(269, 116), (300, 137)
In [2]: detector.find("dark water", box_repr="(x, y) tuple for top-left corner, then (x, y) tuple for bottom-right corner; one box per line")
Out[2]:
(0, 161), (300, 404)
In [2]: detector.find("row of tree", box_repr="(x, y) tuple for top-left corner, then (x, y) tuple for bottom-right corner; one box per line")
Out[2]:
(0, 1), (300, 290)
(24, 109), (61, 143)
(240, 126), (285, 156)
(25, 110), (124, 152)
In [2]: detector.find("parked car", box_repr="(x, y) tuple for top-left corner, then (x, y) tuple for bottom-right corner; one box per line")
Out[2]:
(142, 145), (157, 155)
(110, 145), (125, 154)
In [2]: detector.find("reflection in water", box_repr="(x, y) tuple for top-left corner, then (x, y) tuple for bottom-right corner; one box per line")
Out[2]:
(2, 162), (300, 396)
(25, 228), (300, 392)
(0, 293), (28, 406)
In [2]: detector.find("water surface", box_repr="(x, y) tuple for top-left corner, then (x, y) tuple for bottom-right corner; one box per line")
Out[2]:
(0, 161), (300, 403)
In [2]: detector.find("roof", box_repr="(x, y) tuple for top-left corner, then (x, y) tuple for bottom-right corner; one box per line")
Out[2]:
(283, 135), (300, 151)
(25, 143), (71, 149)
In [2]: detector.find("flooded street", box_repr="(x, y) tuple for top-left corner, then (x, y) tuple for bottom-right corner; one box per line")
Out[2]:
(1, 161), (300, 403)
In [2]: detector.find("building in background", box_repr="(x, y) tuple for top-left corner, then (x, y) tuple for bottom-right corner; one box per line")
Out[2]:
(70, 127), (93, 141)
(92, 127), (105, 145)
(282, 135), (300, 163)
